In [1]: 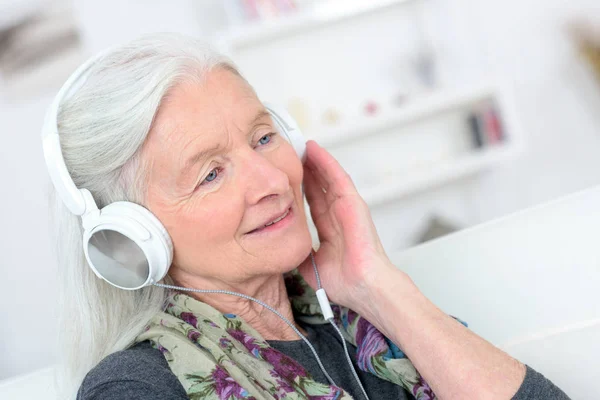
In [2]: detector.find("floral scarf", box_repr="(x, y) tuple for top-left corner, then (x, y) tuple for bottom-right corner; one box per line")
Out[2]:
(135, 269), (462, 399)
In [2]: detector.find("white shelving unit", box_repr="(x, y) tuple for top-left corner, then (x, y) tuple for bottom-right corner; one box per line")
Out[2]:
(308, 83), (517, 148)
(212, 1), (525, 208)
(362, 145), (518, 207)
(304, 82), (524, 206)
(216, 0), (418, 51)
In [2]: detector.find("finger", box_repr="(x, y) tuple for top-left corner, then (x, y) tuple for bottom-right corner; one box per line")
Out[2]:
(304, 155), (340, 215)
(303, 166), (336, 242)
(303, 165), (327, 218)
(305, 141), (359, 198)
(304, 144), (330, 193)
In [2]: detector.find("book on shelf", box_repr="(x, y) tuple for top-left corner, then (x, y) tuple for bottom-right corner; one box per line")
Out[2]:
(467, 102), (505, 150)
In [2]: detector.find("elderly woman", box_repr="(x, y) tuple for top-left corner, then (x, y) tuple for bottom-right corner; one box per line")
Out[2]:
(47, 33), (568, 400)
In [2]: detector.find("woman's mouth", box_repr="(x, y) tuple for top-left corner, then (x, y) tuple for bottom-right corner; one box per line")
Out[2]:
(247, 207), (294, 236)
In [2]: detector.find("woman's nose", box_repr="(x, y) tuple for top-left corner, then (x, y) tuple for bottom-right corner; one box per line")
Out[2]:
(241, 151), (290, 205)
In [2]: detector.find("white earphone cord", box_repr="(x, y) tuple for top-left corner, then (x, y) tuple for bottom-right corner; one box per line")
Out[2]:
(153, 251), (370, 400)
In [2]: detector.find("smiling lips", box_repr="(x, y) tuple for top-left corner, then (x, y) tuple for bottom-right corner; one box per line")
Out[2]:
(247, 206), (292, 234)
(264, 208), (290, 227)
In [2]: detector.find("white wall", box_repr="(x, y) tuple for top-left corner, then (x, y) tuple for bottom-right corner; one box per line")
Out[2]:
(1, 0), (600, 381)
(0, 95), (58, 380)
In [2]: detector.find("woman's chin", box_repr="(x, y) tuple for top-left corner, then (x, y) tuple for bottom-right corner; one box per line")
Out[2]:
(271, 226), (314, 274)
(289, 228), (314, 270)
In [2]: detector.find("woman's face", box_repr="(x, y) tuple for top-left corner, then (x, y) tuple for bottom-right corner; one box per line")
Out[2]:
(142, 68), (313, 285)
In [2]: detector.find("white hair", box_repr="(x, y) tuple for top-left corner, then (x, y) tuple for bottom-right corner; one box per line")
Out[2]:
(47, 32), (239, 399)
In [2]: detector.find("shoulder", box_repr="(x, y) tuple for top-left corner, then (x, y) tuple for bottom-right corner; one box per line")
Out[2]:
(77, 341), (188, 400)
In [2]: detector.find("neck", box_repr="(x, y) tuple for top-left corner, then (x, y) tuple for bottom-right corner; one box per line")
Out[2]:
(170, 272), (307, 341)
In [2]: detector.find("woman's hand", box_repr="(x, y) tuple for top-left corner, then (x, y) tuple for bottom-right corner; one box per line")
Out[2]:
(297, 140), (402, 309)
(297, 142), (533, 400)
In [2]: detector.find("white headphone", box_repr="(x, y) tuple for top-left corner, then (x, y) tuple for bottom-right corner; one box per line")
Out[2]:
(41, 49), (308, 290)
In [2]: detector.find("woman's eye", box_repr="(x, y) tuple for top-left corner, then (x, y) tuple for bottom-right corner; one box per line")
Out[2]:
(258, 133), (275, 146)
(202, 168), (220, 185)
(196, 167), (222, 191)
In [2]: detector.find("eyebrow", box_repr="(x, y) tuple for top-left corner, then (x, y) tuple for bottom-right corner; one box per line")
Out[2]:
(178, 109), (272, 175)
(179, 143), (221, 175)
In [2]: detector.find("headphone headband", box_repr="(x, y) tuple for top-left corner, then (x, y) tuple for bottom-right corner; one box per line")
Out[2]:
(41, 49), (113, 216)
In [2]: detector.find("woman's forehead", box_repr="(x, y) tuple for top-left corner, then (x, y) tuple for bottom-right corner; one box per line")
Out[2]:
(151, 69), (263, 147)
(142, 69), (272, 187)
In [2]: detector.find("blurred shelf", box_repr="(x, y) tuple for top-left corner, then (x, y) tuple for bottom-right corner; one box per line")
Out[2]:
(306, 80), (525, 207)
(361, 144), (520, 207)
(216, 0), (417, 50)
(310, 83), (505, 149)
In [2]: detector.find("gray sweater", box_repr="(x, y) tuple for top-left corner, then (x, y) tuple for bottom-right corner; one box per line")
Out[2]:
(77, 322), (570, 399)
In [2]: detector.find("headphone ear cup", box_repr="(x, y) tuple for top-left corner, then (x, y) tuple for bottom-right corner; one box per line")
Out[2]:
(113, 201), (173, 255)
(264, 103), (307, 163)
(286, 128), (307, 164)
(82, 201), (173, 290)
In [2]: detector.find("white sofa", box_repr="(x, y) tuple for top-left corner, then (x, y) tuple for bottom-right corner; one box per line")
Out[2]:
(389, 185), (600, 399)
(0, 366), (57, 399)
(2, 186), (598, 399)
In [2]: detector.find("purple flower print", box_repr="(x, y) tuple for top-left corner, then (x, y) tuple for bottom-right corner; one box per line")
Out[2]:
(260, 347), (308, 381)
(347, 309), (359, 325)
(412, 376), (436, 400)
(180, 312), (198, 327)
(330, 305), (343, 326)
(355, 319), (387, 373)
(212, 365), (249, 399)
(331, 305), (341, 314)
(187, 330), (200, 342)
(227, 329), (262, 354)
(272, 375), (295, 396)
(334, 307), (357, 329)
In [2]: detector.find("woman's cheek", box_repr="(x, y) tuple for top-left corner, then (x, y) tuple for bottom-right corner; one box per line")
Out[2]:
(278, 145), (303, 183)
